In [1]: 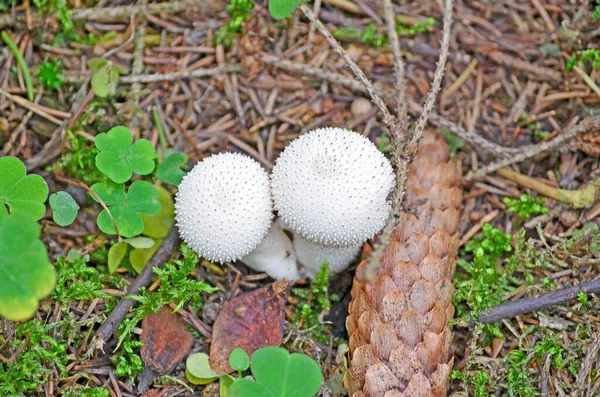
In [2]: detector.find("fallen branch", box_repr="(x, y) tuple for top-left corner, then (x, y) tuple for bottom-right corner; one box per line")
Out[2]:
(478, 277), (600, 325)
(497, 168), (600, 209)
(465, 115), (600, 182)
(91, 226), (179, 352)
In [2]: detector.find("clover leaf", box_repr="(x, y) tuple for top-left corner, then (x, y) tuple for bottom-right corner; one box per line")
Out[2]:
(95, 126), (156, 183)
(0, 213), (55, 321)
(0, 156), (48, 221)
(49, 191), (79, 226)
(91, 180), (161, 238)
(230, 348), (250, 375)
(228, 347), (323, 397)
(186, 353), (219, 385)
(157, 151), (188, 185)
(269, 0), (304, 20)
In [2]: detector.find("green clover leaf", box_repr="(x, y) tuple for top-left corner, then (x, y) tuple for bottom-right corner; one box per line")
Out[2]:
(0, 156), (49, 221)
(186, 353), (219, 385)
(228, 347), (323, 397)
(91, 180), (161, 238)
(95, 126), (156, 183)
(229, 348), (250, 374)
(0, 213), (55, 321)
(49, 191), (79, 226)
(157, 151), (188, 185)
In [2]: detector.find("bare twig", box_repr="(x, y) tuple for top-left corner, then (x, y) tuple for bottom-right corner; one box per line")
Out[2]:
(382, 0), (409, 141)
(63, 65), (240, 85)
(477, 276), (600, 325)
(465, 115), (600, 182)
(298, 4), (394, 127)
(91, 226), (179, 352)
(497, 168), (600, 209)
(0, 89), (62, 125)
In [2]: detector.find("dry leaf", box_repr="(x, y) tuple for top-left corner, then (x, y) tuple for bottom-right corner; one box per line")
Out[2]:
(141, 305), (194, 374)
(209, 279), (290, 374)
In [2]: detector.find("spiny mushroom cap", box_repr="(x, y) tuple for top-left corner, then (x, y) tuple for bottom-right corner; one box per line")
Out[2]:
(175, 152), (273, 263)
(271, 127), (395, 246)
(240, 222), (300, 281)
(293, 232), (361, 279)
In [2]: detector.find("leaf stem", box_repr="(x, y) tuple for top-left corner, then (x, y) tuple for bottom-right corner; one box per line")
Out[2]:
(1, 31), (34, 101)
(152, 105), (167, 160)
(55, 175), (122, 241)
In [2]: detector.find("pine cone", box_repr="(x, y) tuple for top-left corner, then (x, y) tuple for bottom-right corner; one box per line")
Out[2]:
(345, 130), (463, 397)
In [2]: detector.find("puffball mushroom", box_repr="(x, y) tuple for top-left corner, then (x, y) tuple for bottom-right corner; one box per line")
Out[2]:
(240, 222), (300, 280)
(174, 152), (273, 263)
(293, 232), (361, 279)
(271, 127), (395, 247)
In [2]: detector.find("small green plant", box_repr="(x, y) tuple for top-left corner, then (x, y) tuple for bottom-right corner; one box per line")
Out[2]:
(0, 320), (68, 395)
(33, 0), (73, 33)
(453, 223), (513, 338)
(35, 57), (64, 91)
(566, 48), (600, 71)
(451, 370), (490, 397)
(291, 262), (339, 344)
(0, 156), (49, 220)
(216, 0), (254, 47)
(116, 244), (217, 348)
(333, 18), (435, 47)
(94, 126), (156, 183)
(87, 58), (126, 98)
(503, 349), (538, 397)
(111, 337), (144, 378)
(52, 250), (117, 308)
(186, 346), (323, 397)
(53, 130), (105, 185)
(593, 0), (600, 19)
(503, 194), (549, 218)
(90, 180), (161, 238)
(441, 130), (465, 158)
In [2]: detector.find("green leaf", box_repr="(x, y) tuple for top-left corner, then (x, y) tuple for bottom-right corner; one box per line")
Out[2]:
(97, 205), (143, 238)
(141, 185), (174, 238)
(108, 241), (128, 273)
(220, 375), (236, 397)
(94, 126), (156, 183)
(185, 353), (219, 385)
(227, 378), (273, 397)
(127, 181), (161, 215)
(90, 181), (126, 206)
(91, 67), (109, 98)
(268, 0), (304, 20)
(0, 213), (55, 321)
(87, 57), (108, 73)
(130, 238), (161, 273)
(251, 347), (322, 397)
(128, 139), (156, 176)
(157, 151), (188, 185)
(229, 348), (250, 372)
(0, 156), (49, 221)
(124, 236), (155, 249)
(49, 191), (79, 226)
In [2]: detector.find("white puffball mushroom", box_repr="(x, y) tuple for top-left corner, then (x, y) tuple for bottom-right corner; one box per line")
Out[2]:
(175, 152), (273, 263)
(293, 232), (361, 279)
(271, 127), (395, 247)
(240, 222), (300, 280)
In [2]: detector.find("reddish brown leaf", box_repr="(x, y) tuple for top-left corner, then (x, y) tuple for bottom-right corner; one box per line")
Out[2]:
(209, 279), (290, 374)
(141, 306), (194, 374)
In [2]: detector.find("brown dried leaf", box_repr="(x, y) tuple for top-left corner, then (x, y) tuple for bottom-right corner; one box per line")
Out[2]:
(141, 306), (194, 374)
(209, 279), (290, 375)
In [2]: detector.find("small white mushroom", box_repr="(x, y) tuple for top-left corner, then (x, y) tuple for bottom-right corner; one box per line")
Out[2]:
(293, 232), (361, 279)
(240, 222), (300, 280)
(174, 152), (273, 263)
(271, 127), (395, 247)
